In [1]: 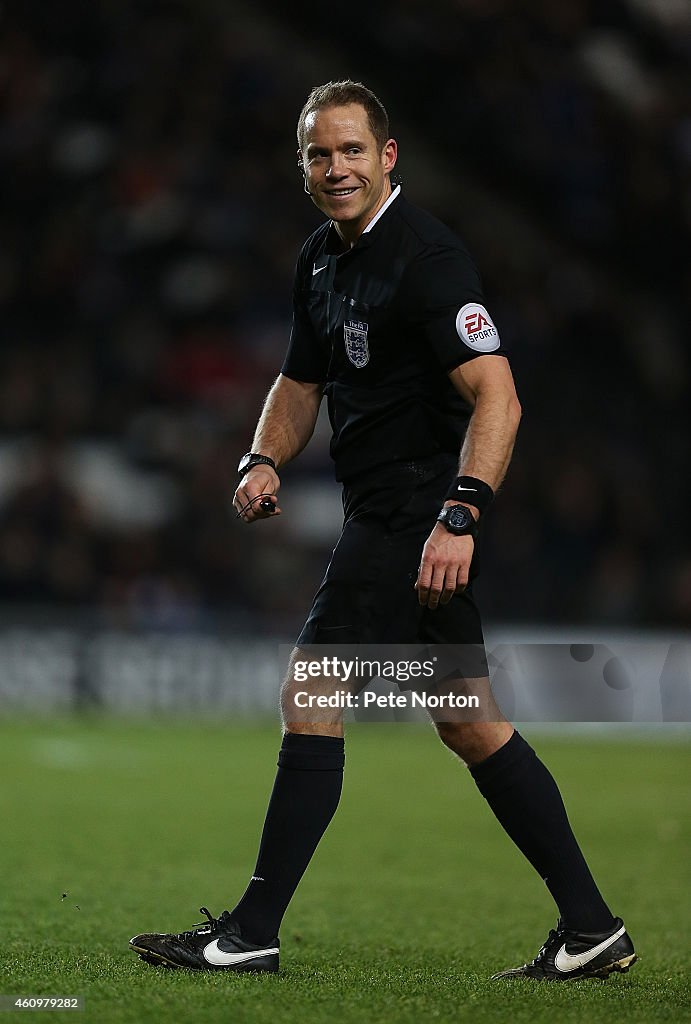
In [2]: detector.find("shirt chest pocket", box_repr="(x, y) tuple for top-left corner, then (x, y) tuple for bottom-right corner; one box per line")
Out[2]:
(332, 296), (393, 381)
(305, 290), (393, 380)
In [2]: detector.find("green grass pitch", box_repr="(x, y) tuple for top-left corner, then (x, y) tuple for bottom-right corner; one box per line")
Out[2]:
(0, 719), (688, 1024)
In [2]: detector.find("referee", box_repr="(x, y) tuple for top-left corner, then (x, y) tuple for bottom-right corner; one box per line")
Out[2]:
(130, 81), (635, 981)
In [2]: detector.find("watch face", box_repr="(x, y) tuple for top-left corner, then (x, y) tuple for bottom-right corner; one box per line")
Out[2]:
(448, 506), (472, 530)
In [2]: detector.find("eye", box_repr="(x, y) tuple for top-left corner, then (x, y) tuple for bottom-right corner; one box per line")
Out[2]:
(346, 147), (361, 156)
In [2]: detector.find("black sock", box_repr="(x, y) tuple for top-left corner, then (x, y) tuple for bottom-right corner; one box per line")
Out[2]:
(470, 731), (615, 933)
(230, 732), (345, 944)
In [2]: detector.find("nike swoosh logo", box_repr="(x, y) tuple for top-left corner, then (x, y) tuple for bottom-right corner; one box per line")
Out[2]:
(312, 264), (327, 276)
(203, 940), (279, 966)
(457, 486), (477, 492)
(554, 924), (626, 973)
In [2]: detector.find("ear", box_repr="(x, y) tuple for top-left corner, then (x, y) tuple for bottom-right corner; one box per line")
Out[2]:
(297, 148), (304, 172)
(382, 138), (398, 175)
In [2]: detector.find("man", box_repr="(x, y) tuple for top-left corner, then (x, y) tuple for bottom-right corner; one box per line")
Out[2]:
(130, 81), (636, 981)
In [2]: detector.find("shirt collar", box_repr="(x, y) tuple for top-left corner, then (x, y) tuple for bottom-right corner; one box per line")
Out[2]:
(324, 184), (401, 255)
(363, 183), (401, 233)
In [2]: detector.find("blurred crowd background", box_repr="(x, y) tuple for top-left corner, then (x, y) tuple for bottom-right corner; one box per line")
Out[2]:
(1, 0), (689, 634)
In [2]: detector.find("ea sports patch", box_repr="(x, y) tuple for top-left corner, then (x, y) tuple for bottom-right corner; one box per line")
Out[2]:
(344, 318), (370, 368)
(455, 303), (500, 353)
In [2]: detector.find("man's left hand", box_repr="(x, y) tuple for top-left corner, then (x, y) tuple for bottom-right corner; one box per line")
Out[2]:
(415, 511), (477, 609)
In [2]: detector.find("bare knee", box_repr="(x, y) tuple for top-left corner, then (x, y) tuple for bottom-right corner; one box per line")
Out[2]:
(280, 676), (344, 737)
(435, 720), (514, 766)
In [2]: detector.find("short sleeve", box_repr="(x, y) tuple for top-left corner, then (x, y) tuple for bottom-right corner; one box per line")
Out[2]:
(280, 260), (328, 384)
(403, 246), (505, 371)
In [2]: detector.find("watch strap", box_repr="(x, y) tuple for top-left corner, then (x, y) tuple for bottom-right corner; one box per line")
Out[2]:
(238, 453), (277, 476)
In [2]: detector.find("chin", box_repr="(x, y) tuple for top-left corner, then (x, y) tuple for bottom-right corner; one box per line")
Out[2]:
(328, 203), (363, 223)
(317, 194), (362, 218)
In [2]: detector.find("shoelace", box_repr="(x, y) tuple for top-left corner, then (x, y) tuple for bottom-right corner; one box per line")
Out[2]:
(532, 921), (565, 964)
(177, 907), (232, 941)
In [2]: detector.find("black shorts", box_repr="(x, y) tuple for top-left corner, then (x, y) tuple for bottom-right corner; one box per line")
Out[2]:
(297, 455), (485, 648)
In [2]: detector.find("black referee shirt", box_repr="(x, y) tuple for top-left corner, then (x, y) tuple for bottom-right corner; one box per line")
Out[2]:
(281, 188), (506, 482)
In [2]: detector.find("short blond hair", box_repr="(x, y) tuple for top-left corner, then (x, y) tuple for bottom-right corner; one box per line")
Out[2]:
(297, 80), (390, 151)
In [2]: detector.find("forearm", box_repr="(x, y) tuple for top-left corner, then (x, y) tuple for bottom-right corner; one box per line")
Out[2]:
(252, 375), (323, 468)
(417, 387), (520, 606)
(456, 390), (521, 493)
(447, 356), (521, 498)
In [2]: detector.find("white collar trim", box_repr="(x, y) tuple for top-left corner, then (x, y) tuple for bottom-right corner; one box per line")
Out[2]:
(363, 184), (401, 233)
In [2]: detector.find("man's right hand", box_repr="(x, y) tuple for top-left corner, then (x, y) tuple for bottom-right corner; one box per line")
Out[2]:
(234, 467), (281, 523)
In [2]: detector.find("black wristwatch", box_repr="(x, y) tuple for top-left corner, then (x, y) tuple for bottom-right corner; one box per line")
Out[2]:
(436, 504), (478, 539)
(237, 452), (277, 476)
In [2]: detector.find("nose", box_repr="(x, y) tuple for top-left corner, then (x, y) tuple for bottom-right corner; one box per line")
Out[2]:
(326, 153), (347, 179)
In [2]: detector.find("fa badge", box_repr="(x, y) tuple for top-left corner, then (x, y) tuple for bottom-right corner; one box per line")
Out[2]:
(344, 318), (370, 368)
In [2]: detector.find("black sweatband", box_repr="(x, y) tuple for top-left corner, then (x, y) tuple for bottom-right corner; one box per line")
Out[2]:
(444, 475), (494, 514)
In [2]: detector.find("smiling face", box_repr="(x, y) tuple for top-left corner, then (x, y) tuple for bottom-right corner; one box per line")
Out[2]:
(299, 103), (397, 246)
